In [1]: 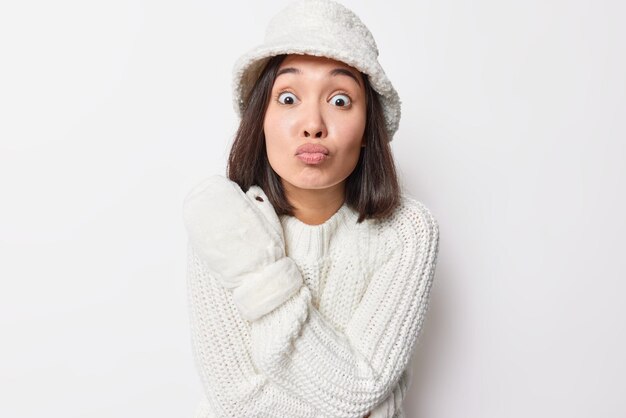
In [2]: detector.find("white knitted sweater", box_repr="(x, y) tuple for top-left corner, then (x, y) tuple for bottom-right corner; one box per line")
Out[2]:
(184, 178), (440, 418)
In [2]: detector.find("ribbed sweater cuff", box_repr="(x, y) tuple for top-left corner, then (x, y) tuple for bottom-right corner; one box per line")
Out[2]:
(231, 257), (304, 321)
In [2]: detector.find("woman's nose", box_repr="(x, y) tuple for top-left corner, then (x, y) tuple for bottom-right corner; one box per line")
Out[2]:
(300, 103), (327, 138)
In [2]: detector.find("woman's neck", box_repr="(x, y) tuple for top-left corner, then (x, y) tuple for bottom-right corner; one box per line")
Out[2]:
(282, 180), (346, 226)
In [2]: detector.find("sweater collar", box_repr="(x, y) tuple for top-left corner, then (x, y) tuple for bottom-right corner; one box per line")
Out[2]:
(279, 202), (360, 260)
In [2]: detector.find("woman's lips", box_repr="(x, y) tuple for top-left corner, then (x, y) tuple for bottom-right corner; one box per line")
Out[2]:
(297, 152), (327, 164)
(295, 143), (329, 165)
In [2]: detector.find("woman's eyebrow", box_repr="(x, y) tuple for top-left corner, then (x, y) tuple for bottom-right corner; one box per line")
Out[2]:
(275, 67), (300, 78)
(330, 68), (361, 87)
(275, 67), (361, 87)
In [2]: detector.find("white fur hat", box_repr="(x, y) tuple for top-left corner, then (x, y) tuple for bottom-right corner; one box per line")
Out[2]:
(231, 0), (401, 141)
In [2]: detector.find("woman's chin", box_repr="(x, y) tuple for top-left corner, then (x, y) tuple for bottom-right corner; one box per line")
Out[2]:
(281, 175), (345, 192)
(285, 180), (328, 191)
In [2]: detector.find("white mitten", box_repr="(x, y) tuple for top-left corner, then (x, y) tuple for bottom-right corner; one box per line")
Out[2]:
(183, 174), (304, 321)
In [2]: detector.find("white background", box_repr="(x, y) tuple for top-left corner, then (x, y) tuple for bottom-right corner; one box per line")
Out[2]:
(1, 0), (625, 417)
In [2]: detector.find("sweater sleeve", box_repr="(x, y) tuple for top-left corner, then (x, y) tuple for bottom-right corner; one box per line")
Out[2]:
(368, 365), (411, 418)
(186, 241), (319, 418)
(245, 199), (439, 418)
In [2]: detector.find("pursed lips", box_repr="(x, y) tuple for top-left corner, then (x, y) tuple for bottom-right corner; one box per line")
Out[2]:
(294, 143), (329, 165)
(295, 143), (329, 155)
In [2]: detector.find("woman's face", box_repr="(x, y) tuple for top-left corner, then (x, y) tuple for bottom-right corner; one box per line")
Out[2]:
(263, 54), (367, 193)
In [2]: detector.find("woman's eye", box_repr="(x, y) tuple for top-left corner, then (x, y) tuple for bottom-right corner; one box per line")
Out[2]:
(329, 93), (351, 107)
(277, 92), (298, 105)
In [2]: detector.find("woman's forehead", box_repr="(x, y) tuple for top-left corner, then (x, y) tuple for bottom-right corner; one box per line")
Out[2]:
(276, 54), (363, 86)
(280, 54), (355, 71)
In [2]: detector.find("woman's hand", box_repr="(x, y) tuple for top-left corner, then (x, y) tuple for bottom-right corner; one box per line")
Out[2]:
(183, 175), (304, 321)
(183, 175), (285, 289)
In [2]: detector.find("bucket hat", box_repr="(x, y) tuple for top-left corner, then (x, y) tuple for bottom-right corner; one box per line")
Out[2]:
(231, 0), (402, 141)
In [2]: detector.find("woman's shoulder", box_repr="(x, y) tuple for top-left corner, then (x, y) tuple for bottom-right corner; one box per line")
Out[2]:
(374, 193), (440, 253)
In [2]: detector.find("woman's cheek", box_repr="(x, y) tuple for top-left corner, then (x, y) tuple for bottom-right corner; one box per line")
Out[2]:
(265, 140), (292, 178)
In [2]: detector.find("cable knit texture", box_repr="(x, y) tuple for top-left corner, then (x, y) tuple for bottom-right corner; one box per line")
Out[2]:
(184, 175), (440, 418)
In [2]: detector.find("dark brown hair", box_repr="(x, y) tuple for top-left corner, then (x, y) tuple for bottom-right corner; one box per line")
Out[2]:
(226, 54), (401, 223)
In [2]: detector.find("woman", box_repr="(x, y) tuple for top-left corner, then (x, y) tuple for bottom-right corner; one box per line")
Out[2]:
(183, 1), (440, 417)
